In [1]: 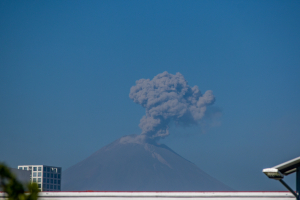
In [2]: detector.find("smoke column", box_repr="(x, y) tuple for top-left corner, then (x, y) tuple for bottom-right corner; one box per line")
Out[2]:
(129, 71), (215, 142)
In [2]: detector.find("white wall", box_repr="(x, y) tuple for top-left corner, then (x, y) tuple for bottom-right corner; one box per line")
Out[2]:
(0, 191), (296, 200)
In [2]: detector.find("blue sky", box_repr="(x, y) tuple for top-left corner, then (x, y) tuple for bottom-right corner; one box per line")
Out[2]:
(0, 0), (299, 191)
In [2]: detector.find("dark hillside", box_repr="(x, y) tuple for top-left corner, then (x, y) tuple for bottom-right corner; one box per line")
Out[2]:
(62, 135), (232, 191)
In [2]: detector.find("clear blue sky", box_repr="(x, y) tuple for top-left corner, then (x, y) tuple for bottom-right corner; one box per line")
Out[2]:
(0, 0), (299, 191)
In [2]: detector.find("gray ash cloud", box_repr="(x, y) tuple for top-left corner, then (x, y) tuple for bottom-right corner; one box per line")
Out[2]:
(129, 71), (215, 142)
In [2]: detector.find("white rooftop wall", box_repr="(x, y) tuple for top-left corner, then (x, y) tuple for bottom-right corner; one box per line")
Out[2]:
(0, 191), (295, 200)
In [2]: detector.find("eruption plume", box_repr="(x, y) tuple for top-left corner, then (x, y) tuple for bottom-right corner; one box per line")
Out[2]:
(129, 71), (215, 141)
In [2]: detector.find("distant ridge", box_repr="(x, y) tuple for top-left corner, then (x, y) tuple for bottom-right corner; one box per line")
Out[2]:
(62, 135), (232, 191)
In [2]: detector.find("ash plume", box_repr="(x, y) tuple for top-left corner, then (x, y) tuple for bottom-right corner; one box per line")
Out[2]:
(129, 71), (215, 142)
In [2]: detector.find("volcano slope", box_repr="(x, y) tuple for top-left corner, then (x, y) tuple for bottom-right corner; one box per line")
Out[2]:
(62, 135), (232, 191)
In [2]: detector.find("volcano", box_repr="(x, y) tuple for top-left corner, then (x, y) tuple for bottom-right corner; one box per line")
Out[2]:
(62, 135), (232, 191)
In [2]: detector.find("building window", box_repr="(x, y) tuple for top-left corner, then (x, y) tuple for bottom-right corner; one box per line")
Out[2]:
(58, 174), (61, 179)
(18, 167), (23, 170)
(51, 174), (53, 178)
(38, 184), (41, 188)
(58, 168), (61, 173)
(43, 178), (46, 182)
(33, 172), (37, 177)
(43, 184), (46, 188)
(43, 173), (46, 177)
(58, 180), (60, 184)
(54, 174), (57, 178)
(47, 179), (49, 183)
(47, 167), (50, 172)
(50, 179), (53, 184)
(50, 185), (53, 189)
(24, 167), (27, 170)
(44, 167), (47, 171)
(33, 178), (37, 182)
(33, 167), (37, 171)
(38, 172), (41, 177)
(58, 186), (60, 190)
(54, 185), (56, 190)
(47, 173), (49, 178)
(47, 185), (49, 189)
(54, 180), (57, 184)
(38, 178), (41, 182)
(38, 167), (42, 171)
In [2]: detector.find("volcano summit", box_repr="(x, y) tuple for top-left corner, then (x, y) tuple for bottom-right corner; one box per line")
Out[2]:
(62, 135), (232, 191)
(62, 72), (230, 191)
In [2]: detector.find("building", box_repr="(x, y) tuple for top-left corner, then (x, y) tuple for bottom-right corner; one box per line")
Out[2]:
(17, 165), (61, 192)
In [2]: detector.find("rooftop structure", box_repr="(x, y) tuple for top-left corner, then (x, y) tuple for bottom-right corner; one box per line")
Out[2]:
(263, 156), (300, 199)
(0, 191), (296, 200)
(17, 165), (61, 192)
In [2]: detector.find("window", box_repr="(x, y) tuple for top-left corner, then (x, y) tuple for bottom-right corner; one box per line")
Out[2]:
(33, 172), (37, 177)
(38, 167), (42, 171)
(54, 174), (57, 178)
(19, 167), (23, 170)
(47, 173), (49, 178)
(58, 180), (60, 184)
(29, 166), (32, 170)
(47, 167), (50, 172)
(47, 179), (49, 183)
(50, 185), (53, 189)
(47, 185), (49, 189)
(58, 168), (61, 173)
(54, 180), (57, 184)
(38, 172), (41, 177)
(58, 186), (60, 190)
(43, 178), (46, 182)
(38, 184), (41, 188)
(43, 173), (46, 177)
(58, 174), (61, 179)
(38, 178), (41, 182)
(54, 185), (56, 190)
(51, 174), (53, 178)
(33, 167), (37, 171)
(44, 167), (47, 171)
(33, 178), (37, 182)
(50, 179), (53, 184)
(24, 167), (27, 170)
(43, 184), (46, 188)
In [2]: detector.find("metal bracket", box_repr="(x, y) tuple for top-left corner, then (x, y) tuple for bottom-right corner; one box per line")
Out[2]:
(297, 167), (300, 200)
(279, 179), (298, 199)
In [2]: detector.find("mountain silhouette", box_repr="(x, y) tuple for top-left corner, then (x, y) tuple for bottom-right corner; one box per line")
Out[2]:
(62, 135), (232, 191)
